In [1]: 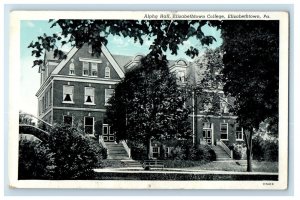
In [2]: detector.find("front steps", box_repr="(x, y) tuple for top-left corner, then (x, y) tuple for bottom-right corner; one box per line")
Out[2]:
(105, 142), (131, 160)
(212, 145), (232, 161)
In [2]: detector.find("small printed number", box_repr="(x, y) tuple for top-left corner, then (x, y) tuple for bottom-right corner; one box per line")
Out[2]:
(263, 183), (274, 186)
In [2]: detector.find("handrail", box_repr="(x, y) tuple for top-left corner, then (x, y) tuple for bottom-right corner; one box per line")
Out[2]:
(219, 140), (233, 159)
(98, 136), (107, 149)
(19, 124), (50, 142)
(19, 113), (53, 127)
(120, 140), (131, 158)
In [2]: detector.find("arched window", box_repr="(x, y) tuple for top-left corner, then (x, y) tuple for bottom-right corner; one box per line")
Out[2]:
(105, 66), (110, 78)
(69, 62), (75, 75)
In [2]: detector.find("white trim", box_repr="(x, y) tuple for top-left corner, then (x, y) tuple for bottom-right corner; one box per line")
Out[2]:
(220, 123), (228, 141)
(79, 57), (102, 63)
(50, 45), (124, 79)
(84, 116), (94, 136)
(101, 45), (125, 78)
(36, 78), (53, 97)
(53, 75), (120, 85)
(52, 47), (79, 74)
(62, 101), (75, 104)
(53, 106), (106, 112)
(235, 125), (244, 141)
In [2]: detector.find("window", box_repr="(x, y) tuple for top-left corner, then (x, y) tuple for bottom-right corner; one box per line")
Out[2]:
(69, 62), (75, 75)
(152, 147), (159, 158)
(63, 85), (74, 103)
(105, 66), (110, 78)
(220, 123), (228, 140)
(165, 147), (170, 158)
(84, 87), (95, 104)
(91, 63), (98, 76)
(83, 62), (89, 76)
(220, 100), (229, 113)
(235, 124), (243, 140)
(63, 116), (72, 126)
(105, 89), (114, 105)
(84, 117), (94, 135)
(177, 71), (185, 83)
(48, 88), (52, 106)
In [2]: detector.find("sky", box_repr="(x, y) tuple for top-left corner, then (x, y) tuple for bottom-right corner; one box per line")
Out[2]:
(20, 20), (223, 116)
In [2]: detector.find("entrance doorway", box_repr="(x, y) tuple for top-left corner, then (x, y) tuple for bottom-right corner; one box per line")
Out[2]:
(102, 124), (115, 142)
(202, 129), (212, 145)
(202, 122), (213, 145)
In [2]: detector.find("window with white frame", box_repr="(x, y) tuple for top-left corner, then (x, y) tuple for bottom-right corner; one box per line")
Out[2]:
(84, 116), (94, 135)
(105, 66), (110, 78)
(83, 62), (89, 76)
(63, 115), (72, 126)
(152, 147), (160, 158)
(220, 123), (228, 140)
(84, 87), (95, 104)
(63, 85), (74, 103)
(235, 124), (243, 140)
(69, 62), (75, 75)
(105, 89), (114, 105)
(91, 63), (98, 76)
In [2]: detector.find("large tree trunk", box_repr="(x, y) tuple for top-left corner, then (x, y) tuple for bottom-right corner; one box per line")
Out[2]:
(246, 129), (253, 172)
(147, 137), (152, 159)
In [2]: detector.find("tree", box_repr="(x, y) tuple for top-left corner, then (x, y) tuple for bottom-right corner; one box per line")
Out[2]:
(47, 124), (102, 179)
(219, 20), (279, 171)
(106, 53), (191, 159)
(28, 20), (217, 67)
(19, 138), (55, 179)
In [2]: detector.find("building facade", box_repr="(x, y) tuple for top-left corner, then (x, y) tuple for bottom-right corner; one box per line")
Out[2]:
(36, 44), (244, 154)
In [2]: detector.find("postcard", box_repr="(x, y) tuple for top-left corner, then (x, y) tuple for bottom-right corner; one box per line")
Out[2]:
(9, 11), (288, 189)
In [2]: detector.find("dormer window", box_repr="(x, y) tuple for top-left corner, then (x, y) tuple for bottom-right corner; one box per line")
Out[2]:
(91, 63), (98, 77)
(69, 59), (75, 75)
(83, 62), (89, 76)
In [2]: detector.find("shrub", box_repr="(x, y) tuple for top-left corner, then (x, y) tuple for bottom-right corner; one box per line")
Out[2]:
(48, 124), (100, 179)
(232, 143), (247, 160)
(252, 134), (278, 162)
(127, 141), (148, 160)
(18, 138), (55, 179)
(263, 141), (278, 162)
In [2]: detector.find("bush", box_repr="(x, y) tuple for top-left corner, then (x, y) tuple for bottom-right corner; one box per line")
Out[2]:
(232, 143), (246, 160)
(18, 138), (55, 179)
(127, 141), (148, 160)
(252, 134), (278, 162)
(47, 124), (101, 179)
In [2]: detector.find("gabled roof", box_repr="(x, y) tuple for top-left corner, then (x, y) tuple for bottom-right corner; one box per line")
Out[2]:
(51, 44), (125, 78)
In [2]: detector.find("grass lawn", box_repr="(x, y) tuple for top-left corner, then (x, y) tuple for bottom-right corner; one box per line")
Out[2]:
(186, 160), (278, 173)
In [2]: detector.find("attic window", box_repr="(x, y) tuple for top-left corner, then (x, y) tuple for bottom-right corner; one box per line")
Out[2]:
(105, 66), (110, 78)
(83, 62), (89, 76)
(91, 63), (98, 77)
(69, 61), (75, 75)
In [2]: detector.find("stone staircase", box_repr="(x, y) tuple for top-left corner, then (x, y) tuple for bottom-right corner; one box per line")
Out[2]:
(105, 142), (143, 168)
(212, 145), (232, 161)
(106, 142), (131, 160)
